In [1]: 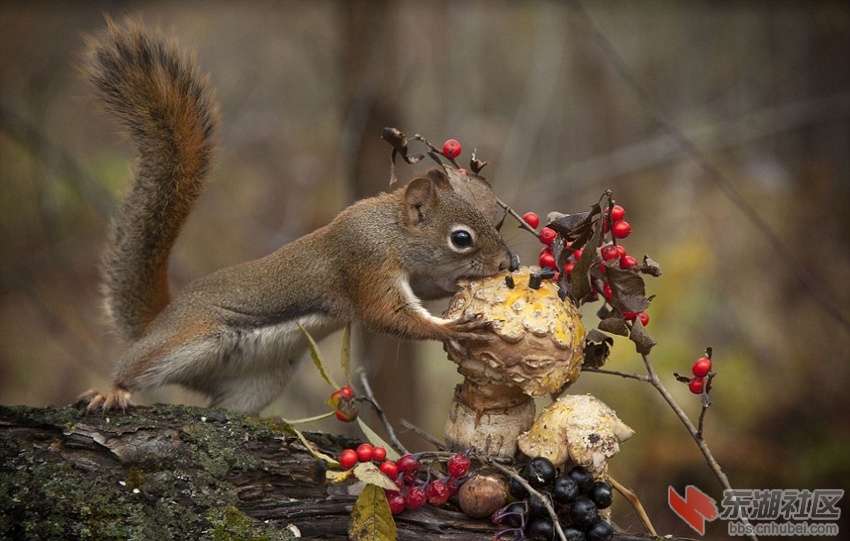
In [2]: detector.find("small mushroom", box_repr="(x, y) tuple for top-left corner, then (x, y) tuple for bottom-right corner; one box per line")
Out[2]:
(517, 393), (634, 478)
(443, 266), (585, 457)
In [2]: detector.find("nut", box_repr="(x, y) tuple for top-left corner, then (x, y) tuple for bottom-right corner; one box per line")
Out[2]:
(457, 470), (508, 518)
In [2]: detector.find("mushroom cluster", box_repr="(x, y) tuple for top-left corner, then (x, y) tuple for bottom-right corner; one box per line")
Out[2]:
(443, 267), (585, 457)
(517, 393), (635, 478)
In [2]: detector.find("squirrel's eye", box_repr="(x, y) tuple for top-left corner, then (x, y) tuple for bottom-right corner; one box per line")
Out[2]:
(450, 228), (474, 250)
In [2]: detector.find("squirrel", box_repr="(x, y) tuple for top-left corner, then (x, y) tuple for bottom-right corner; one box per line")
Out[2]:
(78, 19), (512, 414)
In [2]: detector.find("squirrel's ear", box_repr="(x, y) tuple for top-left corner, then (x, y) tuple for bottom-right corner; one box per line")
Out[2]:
(424, 168), (452, 191)
(403, 176), (439, 225)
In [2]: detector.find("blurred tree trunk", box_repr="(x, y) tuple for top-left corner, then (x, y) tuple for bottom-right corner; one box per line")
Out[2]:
(341, 0), (423, 450)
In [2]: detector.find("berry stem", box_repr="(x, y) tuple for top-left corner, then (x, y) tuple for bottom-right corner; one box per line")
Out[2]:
(482, 457), (568, 541)
(696, 373), (715, 439)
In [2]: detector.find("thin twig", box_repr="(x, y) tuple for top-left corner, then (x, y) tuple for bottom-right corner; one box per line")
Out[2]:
(357, 369), (408, 454)
(496, 197), (539, 236)
(582, 366), (652, 383)
(638, 353), (759, 541)
(398, 419), (446, 451)
(608, 476), (657, 536)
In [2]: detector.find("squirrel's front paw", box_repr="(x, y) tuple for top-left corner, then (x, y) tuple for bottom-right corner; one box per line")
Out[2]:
(446, 312), (494, 340)
(75, 386), (134, 414)
(443, 313), (494, 357)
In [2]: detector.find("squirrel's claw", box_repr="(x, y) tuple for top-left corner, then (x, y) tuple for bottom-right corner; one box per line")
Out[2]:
(75, 386), (134, 414)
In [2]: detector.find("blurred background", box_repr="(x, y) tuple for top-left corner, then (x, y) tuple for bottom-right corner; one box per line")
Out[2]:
(1, 1), (848, 538)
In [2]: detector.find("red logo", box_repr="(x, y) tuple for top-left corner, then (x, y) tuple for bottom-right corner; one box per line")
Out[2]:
(668, 485), (719, 535)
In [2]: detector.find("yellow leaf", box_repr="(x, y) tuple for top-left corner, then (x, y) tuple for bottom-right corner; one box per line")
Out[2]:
(353, 462), (398, 491)
(326, 468), (355, 484)
(348, 484), (397, 541)
(341, 323), (352, 382)
(299, 323), (339, 389)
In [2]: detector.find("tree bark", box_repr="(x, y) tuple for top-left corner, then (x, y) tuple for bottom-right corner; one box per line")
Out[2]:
(0, 404), (691, 540)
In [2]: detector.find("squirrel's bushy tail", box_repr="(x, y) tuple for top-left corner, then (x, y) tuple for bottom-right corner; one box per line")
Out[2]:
(89, 18), (219, 340)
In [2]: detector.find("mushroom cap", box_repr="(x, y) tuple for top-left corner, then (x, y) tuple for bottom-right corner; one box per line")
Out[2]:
(443, 267), (586, 396)
(517, 393), (635, 470)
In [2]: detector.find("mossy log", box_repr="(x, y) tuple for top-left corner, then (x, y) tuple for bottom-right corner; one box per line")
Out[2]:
(0, 405), (691, 540)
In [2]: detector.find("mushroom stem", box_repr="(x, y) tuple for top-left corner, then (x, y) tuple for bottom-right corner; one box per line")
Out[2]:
(444, 380), (535, 457)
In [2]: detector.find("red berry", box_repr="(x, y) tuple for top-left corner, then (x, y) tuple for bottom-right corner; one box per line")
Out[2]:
(539, 227), (557, 245)
(380, 460), (399, 479)
(405, 486), (427, 509)
(620, 255), (638, 269)
(572, 249), (583, 261)
(607, 204), (626, 222)
(692, 357), (712, 378)
(688, 376), (706, 394)
(564, 262), (575, 278)
(442, 139), (462, 159)
(335, 410), (357, 422)
(339, 385), (354, 399)
(616, 245), (627, 257)
(355, 443), (374, 462)
(426, 479), (451, 506)
(539, 251), (556, 269)
(600, 244), (619, 261)
(612, 221), (632, 239)
(635, 311), (649, 326)
(397, 454), (420, 473)
(372, 446), (387, 462)
(447, 453), (472, 478)
(339, 449), (358, 469)
(522, 212), (540, 229)
(602, 282), (613, 301)
(387, 491), (406, 514)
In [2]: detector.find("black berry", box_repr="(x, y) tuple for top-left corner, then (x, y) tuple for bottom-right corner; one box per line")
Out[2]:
(553, 474), (580, 504)
(508, 476), (530, 500)
(589, 481), (614, 509)
(568, 466), (594, 493)
(524, 457), (556, 488)
(527, 494), (550, 519)
(585, 520), (613, 541)
(570, 497), (598, 529)
(526, 518), (555, 541)
(563, 525), (587, 541)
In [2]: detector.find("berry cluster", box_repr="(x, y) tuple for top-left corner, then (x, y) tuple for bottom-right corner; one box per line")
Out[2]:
(493, 457), (614, 541)
(338, 442), (389, 470)
(688, 356), (713, 394)
(383, 452), (472, 515)
(525, 204), (649, 325)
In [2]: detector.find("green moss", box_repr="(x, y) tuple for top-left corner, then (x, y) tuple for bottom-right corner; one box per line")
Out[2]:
(205, 506), (295, 541)
(0, 405), (312, 540)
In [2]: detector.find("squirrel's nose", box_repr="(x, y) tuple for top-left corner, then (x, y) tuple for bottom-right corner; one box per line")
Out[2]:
(498, 250), (514, 271)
